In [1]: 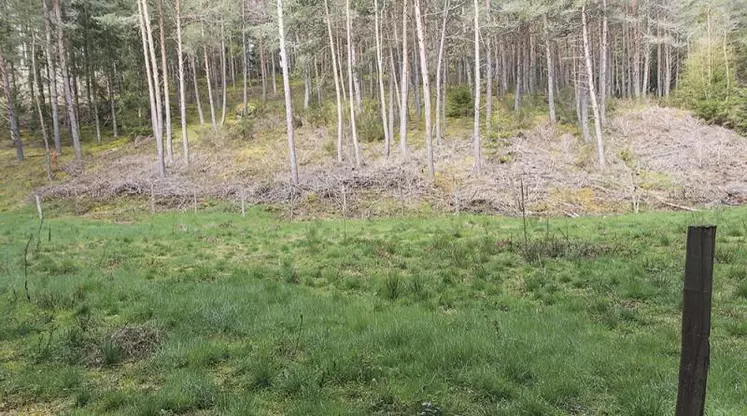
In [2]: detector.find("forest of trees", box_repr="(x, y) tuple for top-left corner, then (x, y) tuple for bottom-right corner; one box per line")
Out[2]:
(1, 0), (746, 183)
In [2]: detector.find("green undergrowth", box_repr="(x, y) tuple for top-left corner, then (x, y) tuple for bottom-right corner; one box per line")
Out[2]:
(1, 206), (746, 415)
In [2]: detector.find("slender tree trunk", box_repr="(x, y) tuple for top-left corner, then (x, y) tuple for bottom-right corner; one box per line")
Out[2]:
(582, 6), (605, 169)
(90, 71), (101, 143)
(190, 55), (205, 125)
(473, 0), (481, 174)
(176, 0), (189, 166)
(374, 0), (390, 156)
(390, 43), (401, 115)
(31, 38), (52, 178)
(260, 40), (267, 101)
(388, 57), (396, 153)
(514, 41), (522, 112)
(657, 14), (662, 97)
(107, 68), (118, 138)
(81, 5), (101, 144)
(229, 37), (236, 87)
(544, 14), (557, 123)
(158, 3), (173, 163)
(137, 0), (165, 177)
(142, 0), (166, 175)
(203, 46), (218, 130)
(220, 23), (228, 126)
(43, 3), (61, 154)
(242, 0), (248, 115)
(271, 50), (278, 96)
(500, 40), (508, 95)
(304, 58), (311, 110)
(581, 85), (591, 143)
(336, 36), (347, 99)
(277, 0), (299, 184)
(435, 0), (449, 145)
(51, 0), (82, 161)
(345, 0), (362, 167)
(485, 0), (493, 130)
(633, 3), (642, 99)
(324, 0), (344, 163)
(351, 40), (362, 113)
(642, 1), (651, 97)
(414, 0), (434, 177)
(0, 50), (24, 161)
(399, 0), (409, 156)
(599, 0), (608, 125)
(412, 42), (421, 121)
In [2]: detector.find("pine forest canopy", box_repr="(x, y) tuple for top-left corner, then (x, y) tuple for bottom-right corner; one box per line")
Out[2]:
(1, 0), (747, 181)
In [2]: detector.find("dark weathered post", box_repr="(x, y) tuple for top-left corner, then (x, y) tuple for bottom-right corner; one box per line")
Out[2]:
(676, 225), (716, 416)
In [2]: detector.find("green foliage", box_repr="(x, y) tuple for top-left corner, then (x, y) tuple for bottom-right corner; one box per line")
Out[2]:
(2, 208), (747, 414)
(446, 87), (474, 118)
(674, 40), (747, 134)
(227, 118), (255, 141)
(357, 99), (385, 143)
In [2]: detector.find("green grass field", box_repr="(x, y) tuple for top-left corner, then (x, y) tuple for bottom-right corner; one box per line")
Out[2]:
(1, 206), (746, 415)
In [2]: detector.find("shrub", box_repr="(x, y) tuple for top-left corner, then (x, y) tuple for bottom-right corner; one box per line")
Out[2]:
(446, 87), (473, 117)
(674, 40), (747, 134)
(227, 119), (255, 141)
(357, 100), (385, 143)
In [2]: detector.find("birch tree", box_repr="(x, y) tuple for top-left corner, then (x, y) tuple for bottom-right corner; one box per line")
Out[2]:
(277, 0), (299, 184)
(414, 0), (434, 177)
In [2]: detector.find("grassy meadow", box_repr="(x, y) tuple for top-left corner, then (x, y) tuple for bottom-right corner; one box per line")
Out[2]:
(1, 205), (746, 415)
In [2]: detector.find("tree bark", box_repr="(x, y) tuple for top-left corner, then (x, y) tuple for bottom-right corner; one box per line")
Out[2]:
(220, 22), (228, 126)
(473, 0), (481, 174)
(598, 0), (608, 125)
(271, 49), (278, 96)
(345, 0), (362, 167)
(388, 55), (396, 153)
(31, 37), (52, 178)
(242, 0), (248, 116)
(158, 3), (173, 163)
(414, 0), (434, 178)
(304, 59), (311, 110)
(52, 0), (82, 161)
(351, 39), (362, 113)
(324, 0), (344, 163)
(0, 49), (24, 161)
(137, 0), (166, 177)
(582, 6), (606, 169)
(399, 0), (409, 156)
(107, 67), (118, 138)
(176, 0), (189, 166)
(544, 14), (557, 124)
(642, 0), (651, 97)
(435, 0), (449, 145)
(485, 0), (493, 131)
(514, 41), (522, 112)
(374, 0), (390, 157)
(43, 2), (61, 154)
(277, 0), (299, 184)
(204, 45), (218, 130)
(190, 54), (205, 125)
(500, 40), (508, 95)
(260, 40), (267, 101)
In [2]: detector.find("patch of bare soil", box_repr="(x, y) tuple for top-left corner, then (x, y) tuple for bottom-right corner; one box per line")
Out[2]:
(35, 105), (747, 217)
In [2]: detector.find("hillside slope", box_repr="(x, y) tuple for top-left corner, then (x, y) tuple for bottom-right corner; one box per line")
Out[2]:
(3, 104), (746, 217)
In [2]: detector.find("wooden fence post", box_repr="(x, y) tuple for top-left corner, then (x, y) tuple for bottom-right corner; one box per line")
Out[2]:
(676, 225), (716, 416)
